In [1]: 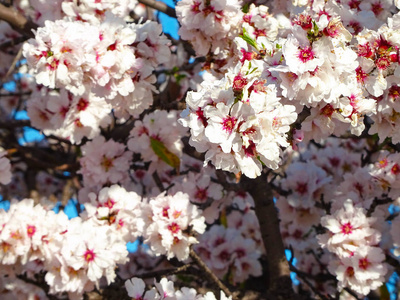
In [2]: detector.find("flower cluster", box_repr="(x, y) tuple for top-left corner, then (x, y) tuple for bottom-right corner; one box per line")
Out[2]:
(125, 277), (232, 300)
(176, 0), (243, 56)
(196, 225), (262, 284)
(128, 110), (187, 174)
(141, 192), (206, 261)
(23, 17), (171, 134)
(275, 138), (392, 297)
(79, 135), (132, 188)
(28, 87), (112, 144)
(319, 200), (387, 295)
(180, 61), (297, 178)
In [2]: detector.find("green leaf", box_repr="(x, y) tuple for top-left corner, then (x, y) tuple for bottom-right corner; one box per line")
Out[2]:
(242, 3), (250, 13)
(312, 20), (319, 34)
(379, 284), (390, 300)
(248, 67), (258, 75)
(239, 27), (259, 51)
(257, 155), (266, 166)
(174, 73), (187, 84)
(150, 137), (180, 172)
(220, 208), (228, 228)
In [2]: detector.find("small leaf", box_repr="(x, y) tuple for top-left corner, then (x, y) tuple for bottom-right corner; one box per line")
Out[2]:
(242, 3), (250, 13)
(150, 137), (180, 172)
(239, 27), (259, 51)
(174, 73), (187, 84)
(379, 284), (390, 300)
(220, 208), (228, 228)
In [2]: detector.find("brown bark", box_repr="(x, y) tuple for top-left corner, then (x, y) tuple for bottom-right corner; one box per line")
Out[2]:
(138, 0), (177, 18)
(242, 173), (296, 300)
(0, 3), (37, 38)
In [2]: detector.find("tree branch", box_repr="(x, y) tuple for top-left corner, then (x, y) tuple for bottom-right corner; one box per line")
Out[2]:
(242, 173), (295, 299)
(189, 248), (238, 300)
(136, 263), (194, 279)
(0, 3), (37, 38)
(0, 35), (28, 51)
(138, 0), (177, 18)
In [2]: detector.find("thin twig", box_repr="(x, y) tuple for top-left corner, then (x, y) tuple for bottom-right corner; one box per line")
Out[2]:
(138, 0), (176, 18)
(0, 35), (28, 50)
(367, 196), (393, 217)
(136, 263), (193, 279)
(0, 3), (37, 38)
(289, 263), (333, 300)
(3, 46), (22, 81)
(189, 248), (237, 300)
(0, 119), (30, 129)
(152, 171), (165, 192)
(0, 91), (31, 97)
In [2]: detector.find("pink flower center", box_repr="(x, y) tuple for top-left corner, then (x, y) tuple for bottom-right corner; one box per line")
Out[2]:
(346, 266), (355, 277)
(219, 250), (230, 261)
(196, 108), (208, 127)
(293, 14), (313, 30)
(296, 183), (308, 195)
(74, 118), (83, 128)
(221, 116), (237, 133)
(191, 1), (201, 13)
(233, 74), (248, 92)
(375, 57), (391, 70)
(320, 104), (335, 117)
(162, 207), (169, 218)
(172, 210), (182, 219)
(348, 21), (362, 35)
(371, 2), (383, 16)
(104, 198), (115, 209)
(236, 248), (246, 258)
(341, 222), (353, 235)
(298, 46), (315, 63)
(358, 257), (370, 270)
(348, 0), (361, 10)
(389, 86), (400, 101)
(77, 98), (89, 111)
(329, 157), (340, 167)
(195, 188), (208, 202)
(358, 43), (373, 58)
(168, 222), (180, 234)
(391, 164), (400, 175)
(101, 156), (114, 172)
(84, 249), (96, 262)
(355, 66), (368, 84)
(10, 231), (22, 240)
(243, 140), (257, 157)
(27, 225), (36, 238)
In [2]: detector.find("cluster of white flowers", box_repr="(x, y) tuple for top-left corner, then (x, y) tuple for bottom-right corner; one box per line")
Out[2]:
(319, 200), (387, 296)
(180, 60), (297, 178)
(6, 0), (400, 298)
(0, 185), (207, 298)
(0, 197), (129, 299)
(62, 0), (139, 24)
(196, 224), (262, 284)
(177, 0), (400, 179)
(176, 0), (243, 56)
(125, 277), (232, 300)
(15, 0), (140, 26)
(128, 110), (187, 174)
(22, 17), (171, 143)
(79, 135), (132, 188)
(275, 138), (393, 297)
(28, 86), (112, 144)
(141, 192), (206, 261)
